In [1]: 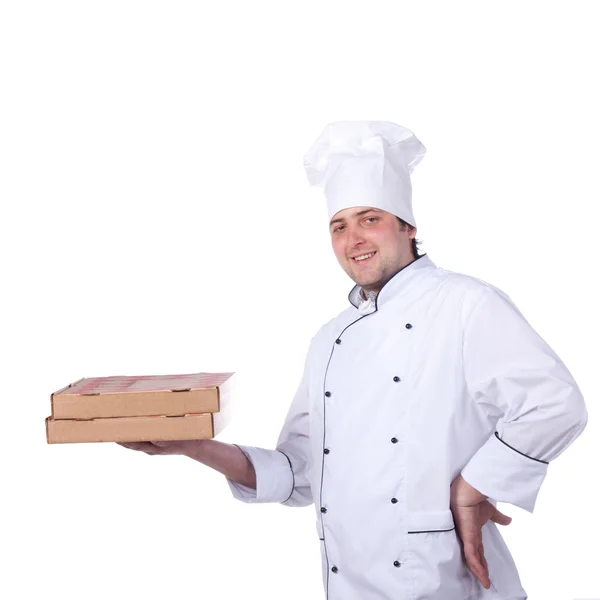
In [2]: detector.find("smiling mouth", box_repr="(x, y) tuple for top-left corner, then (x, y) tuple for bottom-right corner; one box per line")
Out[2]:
(351, 251), (377, 264)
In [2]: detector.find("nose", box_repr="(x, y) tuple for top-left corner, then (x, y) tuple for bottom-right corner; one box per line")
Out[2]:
(347, 224), (366, 248)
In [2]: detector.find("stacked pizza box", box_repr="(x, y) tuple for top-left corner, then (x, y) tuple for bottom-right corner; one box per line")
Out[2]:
(45, 372), (235, 443)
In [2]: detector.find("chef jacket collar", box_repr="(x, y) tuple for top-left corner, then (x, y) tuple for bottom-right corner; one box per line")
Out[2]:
(348, 253), (435, 310)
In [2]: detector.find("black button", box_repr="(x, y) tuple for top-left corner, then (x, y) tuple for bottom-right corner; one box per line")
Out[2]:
(393, 561), (401, 567)
(321, 507), (327, 513)
(391, 437), (398, 443)
(335, 338), (341, 344)
(324, 448), (330, 454)
(393, 376), (400, 382)
(405, 323), (412, 329)
(331, 566), (338, 573)
(325, 391), (331, 397)
(391, 498), (398, 503)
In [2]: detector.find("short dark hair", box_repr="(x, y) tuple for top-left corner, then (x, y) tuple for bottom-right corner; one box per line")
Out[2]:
(397, 217), (422, 259)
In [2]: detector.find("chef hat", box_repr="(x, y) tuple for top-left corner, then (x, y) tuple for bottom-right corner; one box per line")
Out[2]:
(303, 120), (425, 228)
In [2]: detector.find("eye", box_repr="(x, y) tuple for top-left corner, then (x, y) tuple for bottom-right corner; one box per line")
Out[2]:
(365, 217), (379, 224)
(333, 225), (345, 233)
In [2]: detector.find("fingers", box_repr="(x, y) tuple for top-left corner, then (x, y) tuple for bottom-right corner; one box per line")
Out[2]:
(478, 544), (490, 589)
(490, 508), (512, 526)
(463, 541), (491, 589)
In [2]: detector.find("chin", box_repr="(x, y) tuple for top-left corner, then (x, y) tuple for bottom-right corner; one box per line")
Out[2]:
(354, 276), (377, 288)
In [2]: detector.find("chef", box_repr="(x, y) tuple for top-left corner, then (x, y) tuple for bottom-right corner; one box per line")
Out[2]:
(224, 121), (588, 600)
(119, 121), (588, 600)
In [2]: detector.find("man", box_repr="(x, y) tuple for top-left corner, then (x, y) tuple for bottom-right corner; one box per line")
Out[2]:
(120, 121), (587, 599)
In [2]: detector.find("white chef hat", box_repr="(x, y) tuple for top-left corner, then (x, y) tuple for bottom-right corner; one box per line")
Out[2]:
(303, 120), (425, 228)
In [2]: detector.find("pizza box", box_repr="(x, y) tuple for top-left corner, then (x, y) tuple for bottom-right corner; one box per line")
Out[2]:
(45, 411), (230, 444)
(50, 372), (234, 420)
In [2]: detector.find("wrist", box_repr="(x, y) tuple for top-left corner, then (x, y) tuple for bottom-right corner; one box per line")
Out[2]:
(451, 474), (487, 507)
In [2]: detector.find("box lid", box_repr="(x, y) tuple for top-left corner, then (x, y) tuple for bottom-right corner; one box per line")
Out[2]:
(51, 372), (235, 420)
(55, 372), (235, 396)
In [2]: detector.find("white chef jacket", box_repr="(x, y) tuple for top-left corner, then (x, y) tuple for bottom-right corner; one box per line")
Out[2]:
(226, 253), (587, 600)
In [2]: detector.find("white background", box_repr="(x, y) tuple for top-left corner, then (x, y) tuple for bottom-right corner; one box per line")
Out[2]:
(1, 2), (598, 599)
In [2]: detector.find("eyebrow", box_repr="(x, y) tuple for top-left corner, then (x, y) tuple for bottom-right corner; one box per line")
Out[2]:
(329, 208), (382, 227)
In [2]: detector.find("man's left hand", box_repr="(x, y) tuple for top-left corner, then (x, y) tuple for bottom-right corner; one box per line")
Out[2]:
(450, 474), (512, 589)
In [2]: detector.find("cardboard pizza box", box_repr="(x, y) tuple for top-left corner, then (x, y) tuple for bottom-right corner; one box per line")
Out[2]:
(50, 372), (234, 420)
(45, 411), (230, 444)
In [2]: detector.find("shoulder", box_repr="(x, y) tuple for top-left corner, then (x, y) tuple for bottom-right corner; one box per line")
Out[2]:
(433, 266), (513, 318)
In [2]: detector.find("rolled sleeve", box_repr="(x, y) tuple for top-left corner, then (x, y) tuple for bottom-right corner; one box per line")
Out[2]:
(461, 432), (548, 512)
(226, 444), (294, 504)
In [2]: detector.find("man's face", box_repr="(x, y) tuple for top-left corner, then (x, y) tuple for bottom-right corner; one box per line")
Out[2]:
(329, 207), (416, 294)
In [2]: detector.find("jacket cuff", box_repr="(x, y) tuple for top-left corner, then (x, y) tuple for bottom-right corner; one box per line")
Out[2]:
(461, 432), (549, 512)
(225, 444), (294, 504)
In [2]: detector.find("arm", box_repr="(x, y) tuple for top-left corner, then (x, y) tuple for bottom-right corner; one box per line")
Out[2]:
(119, 339), (316, 506)
(460, 286), (588, 512)
(116, 439), (257, 488)
(189, 439), (257, 488)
